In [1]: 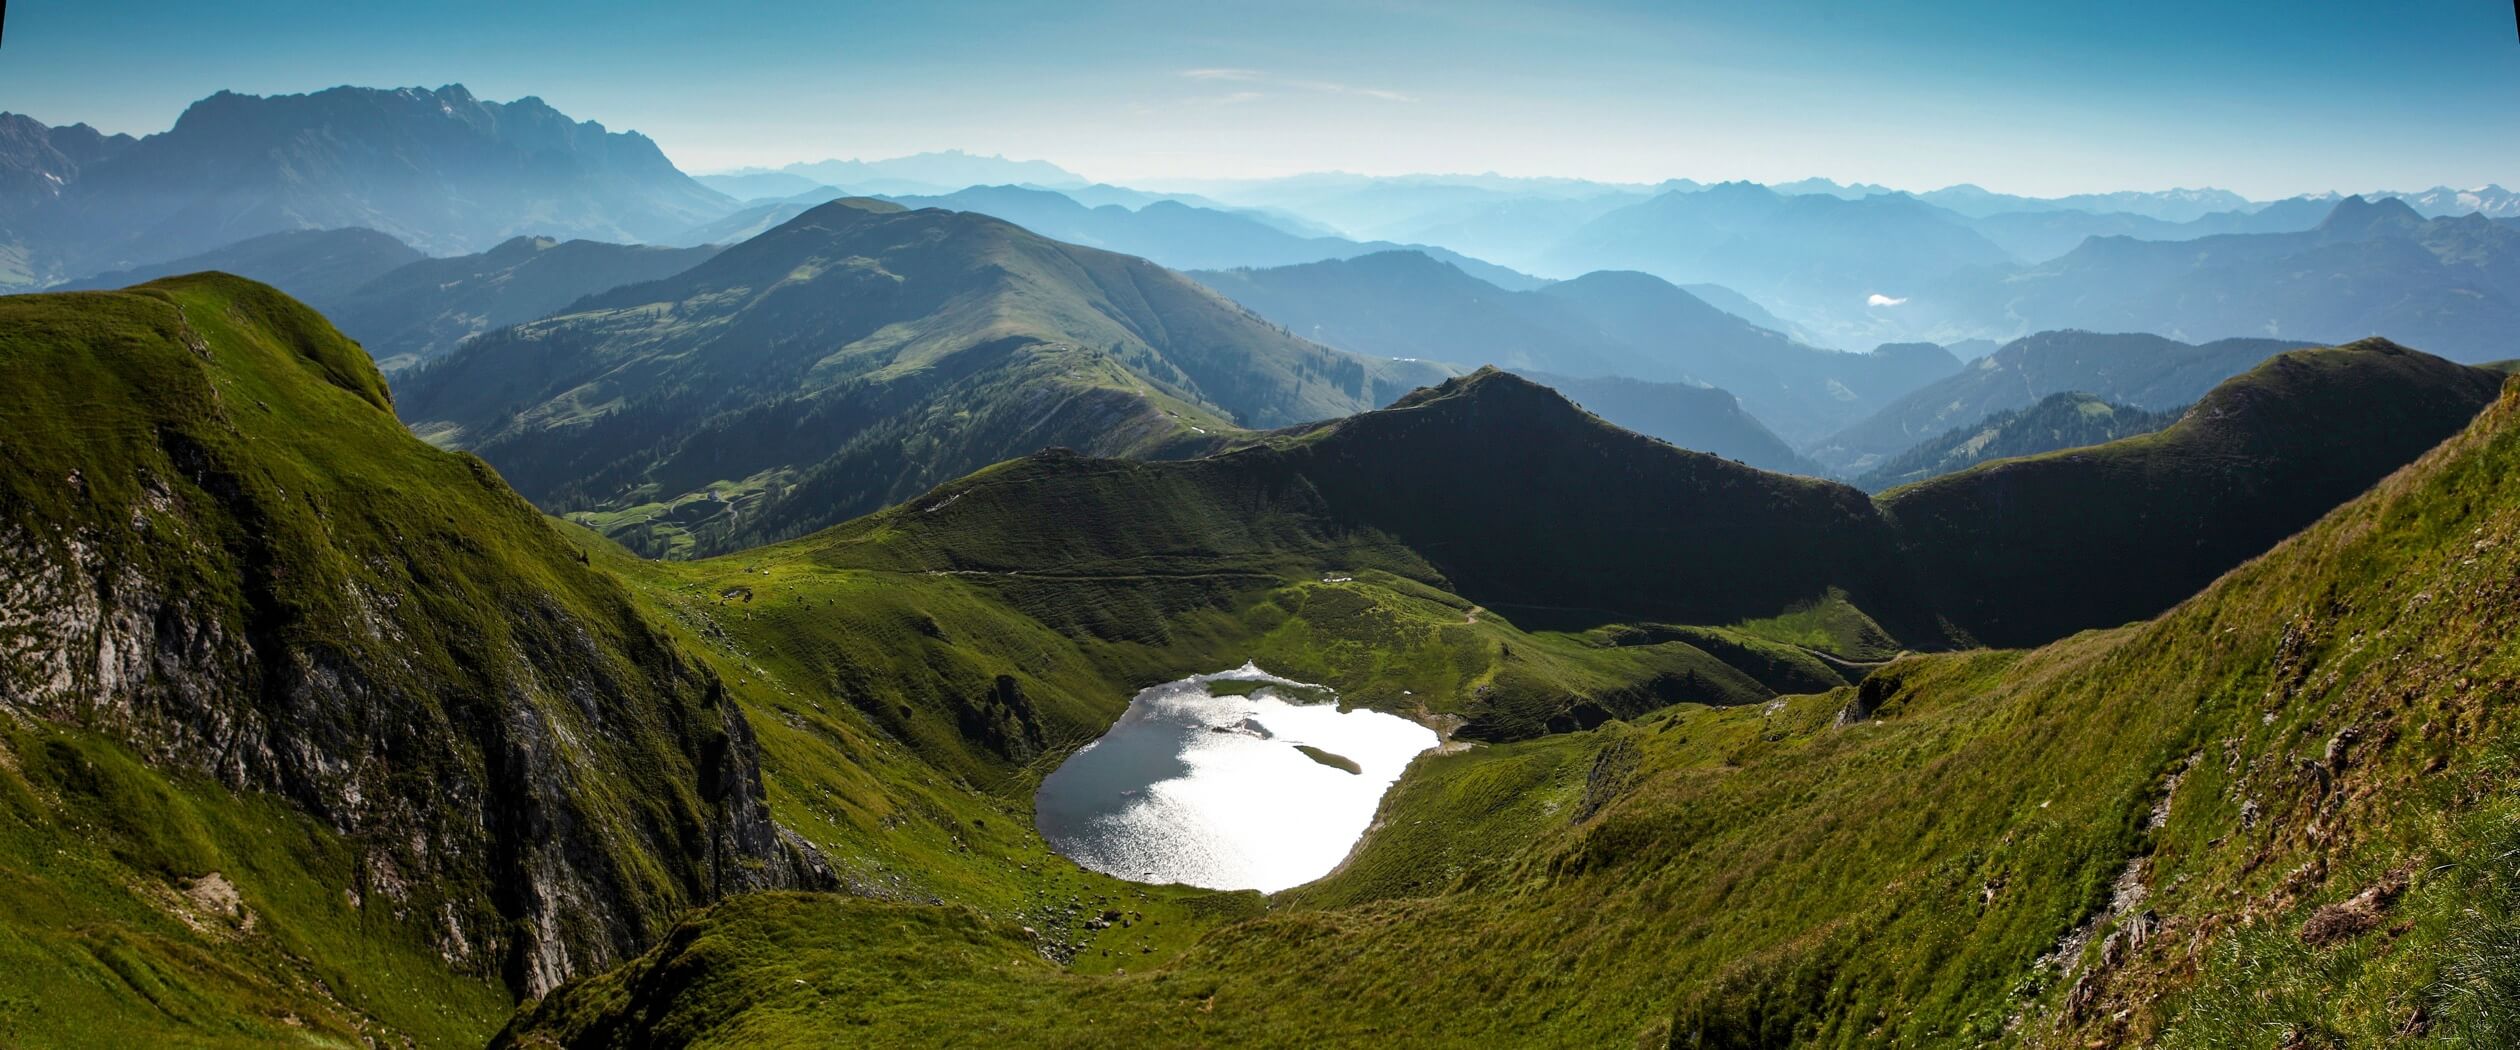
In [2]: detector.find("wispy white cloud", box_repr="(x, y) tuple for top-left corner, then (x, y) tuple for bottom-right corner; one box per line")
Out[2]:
(1180, 68), (1264, 81)
(1866, 293), (1909, 307)
(1287, 79), (1418, 103)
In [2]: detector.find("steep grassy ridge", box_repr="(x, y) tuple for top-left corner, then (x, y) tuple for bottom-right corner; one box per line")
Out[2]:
(0, 276), (820, 1044)
(773, 366), (1938, 651)
(6, 276), (2509, 1048)
(0, 277), (1858, 1049)
(757, 345), (2499, 659)
(1885, 339), (2506, 647)
(502, 374), (2520, 1048)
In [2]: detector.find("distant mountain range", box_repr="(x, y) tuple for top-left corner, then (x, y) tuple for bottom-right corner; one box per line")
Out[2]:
(1536, 182), (2019, 346)
(1811, 331), (2310, 472)
(1959, 196), (2335, 263)
(1502, 371), (1817, 475)
(0, 114), (133, 235)
(398, 198), (1444, 556)
(674, 184), (1548, 289)
(27, 83), (2514, 379)
(1049, 183), (1334, 236)
(59, 227), (424, 306)
(58, 225), (722, 371)
(2366, 184), (2520, 219)
(322, 235), (724, 370)
(1144, 172), (1684, 243)
(1852, 392), (2181, 491)
(699, 150), (1090, 199)
(0, 85), (736, 286)
(1341, 189), (1651, 261)
(1154, 176), (2520, 353)
(1191, 250), (1959, 444)
(1919, 196), (2520, 364)
(1917, 184), (2256, 222)
(688, 170), (829, 201)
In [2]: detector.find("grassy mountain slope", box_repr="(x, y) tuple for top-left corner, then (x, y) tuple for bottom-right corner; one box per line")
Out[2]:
(1258, 372), (1931, 638)
(572, 485), (1827, 841)
(1812, 330), (2311, 472)
(565, 346), (2488, 720)
(1853, 391), (2182, 491)
(9, 279), (2501, 1047)
(419, 382), (1896, 1042)
(500, 357), (2520, 1049)
(398, 199), (1443, 558)
(817, 345), (2491, 663)
(1883, 339), (2505, 647)
(0, 275), (820, 1044)
(57, 227), (424, 305)
(791, 369), (1935, 649)
(518, 368), (1924, 774)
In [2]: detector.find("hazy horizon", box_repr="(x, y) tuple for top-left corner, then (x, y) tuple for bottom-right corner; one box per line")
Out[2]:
(690, 152), (2500, 203)
(5, 0), (2515, 200)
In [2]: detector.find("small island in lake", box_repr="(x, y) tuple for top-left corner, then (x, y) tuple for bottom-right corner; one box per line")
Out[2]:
(1294, 744), (1363, 775)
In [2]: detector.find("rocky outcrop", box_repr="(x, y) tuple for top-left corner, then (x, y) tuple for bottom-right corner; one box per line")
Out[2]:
(953, 673), (1047, 761)
(0, 275), (826, 997)
(0, 488), (826, 996)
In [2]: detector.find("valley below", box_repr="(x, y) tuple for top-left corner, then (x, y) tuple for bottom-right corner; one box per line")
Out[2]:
(5, 273), (2516, 1047)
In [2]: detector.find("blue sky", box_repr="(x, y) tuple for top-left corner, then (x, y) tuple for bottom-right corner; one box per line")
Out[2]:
(3, 0), (2514, 197)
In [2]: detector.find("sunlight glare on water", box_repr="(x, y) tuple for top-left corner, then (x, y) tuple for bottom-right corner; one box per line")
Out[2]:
(1034, 663), (1439, 893)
